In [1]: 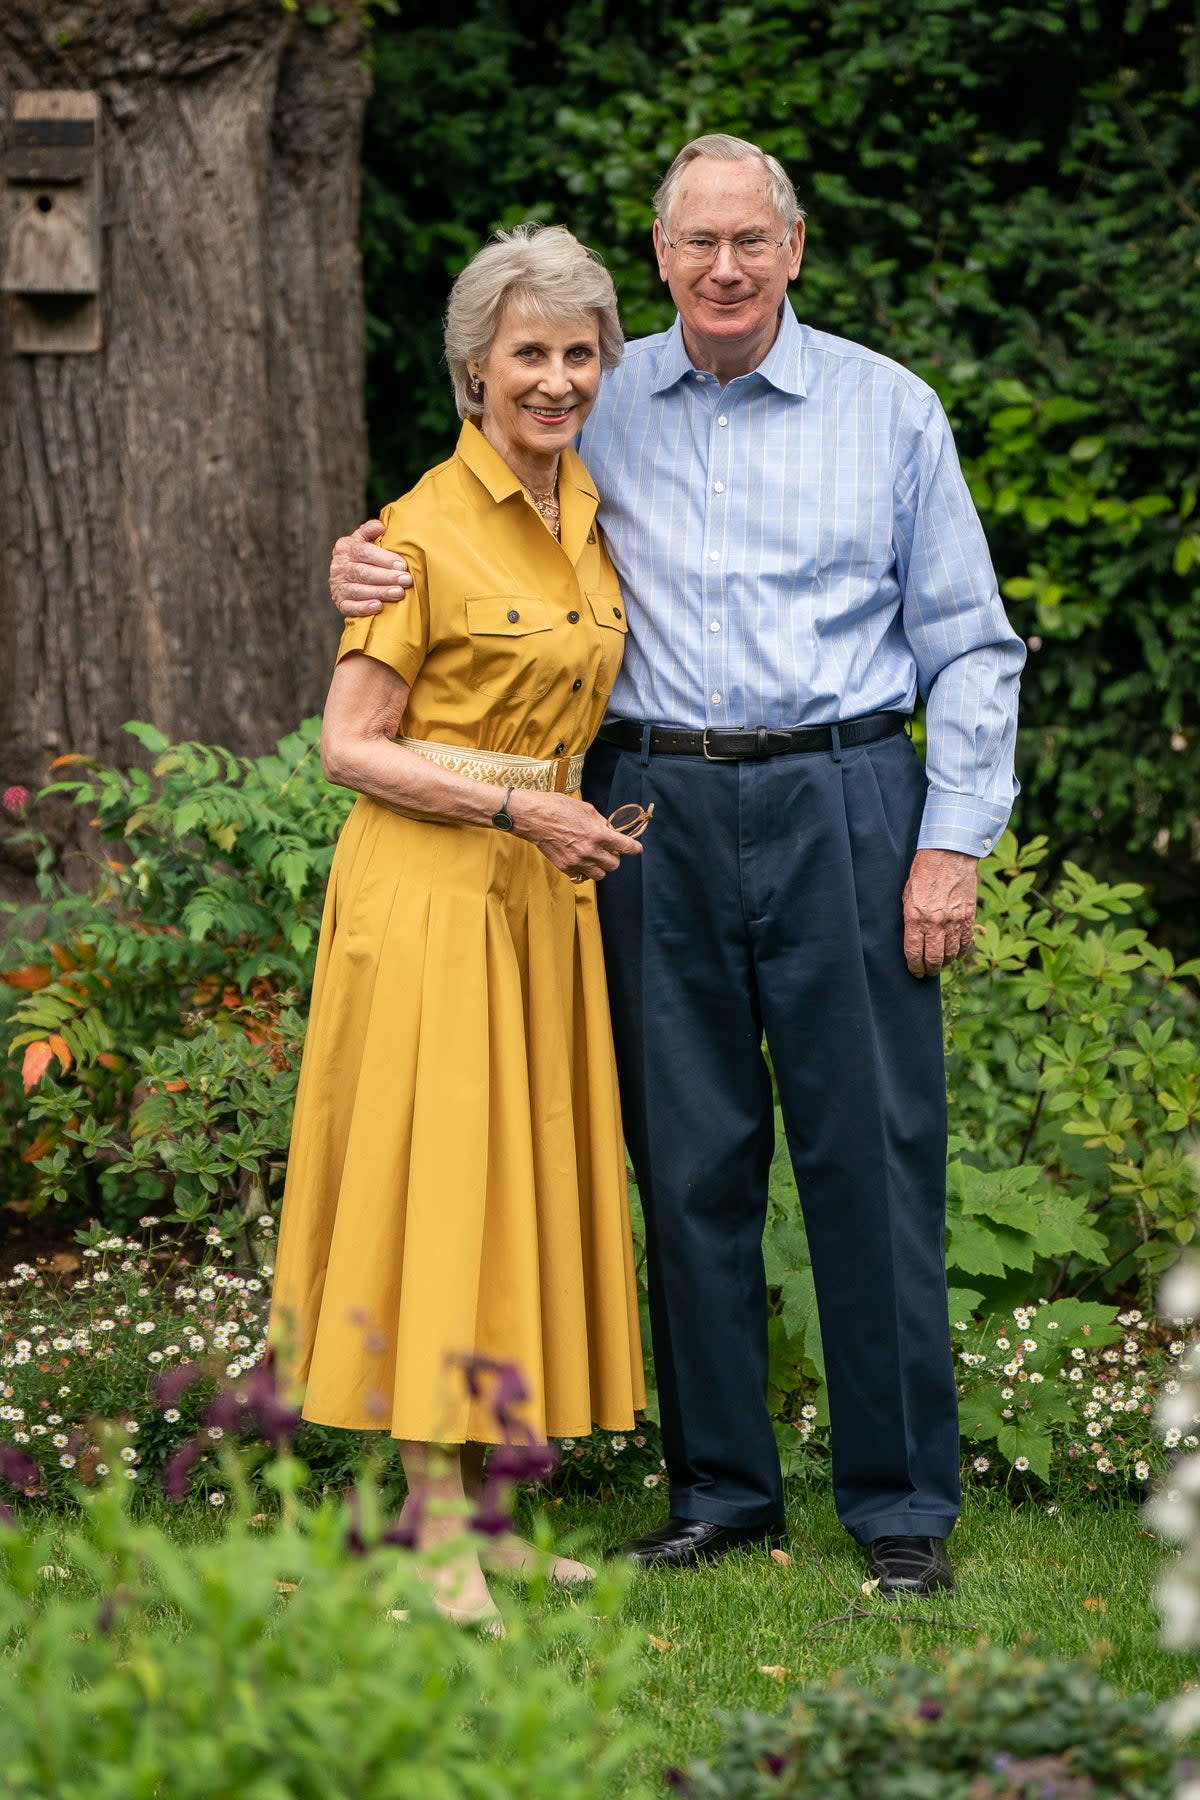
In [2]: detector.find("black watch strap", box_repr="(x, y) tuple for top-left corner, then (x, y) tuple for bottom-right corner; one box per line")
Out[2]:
(491, 785), (516, 832)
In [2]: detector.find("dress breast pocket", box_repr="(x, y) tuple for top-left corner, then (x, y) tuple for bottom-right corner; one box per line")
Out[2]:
(464, 594), (556, 702)
(584, 589), (629, 682)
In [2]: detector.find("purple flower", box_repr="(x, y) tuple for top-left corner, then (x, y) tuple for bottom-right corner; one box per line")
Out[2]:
(488, 1440), (559, 1487)
(0, 1443), (39, 1489)
(203, 1386), (245, 1435)
(664, 1772), (693, 1795)
(448, 1353), (530, 1436)
(343, 1488), (369, 1557)
(162, 1435), (206, 1500)
(239, 1351), (301, 1448)
(381, 1491), (422, 1549)
(96, 1588), (130, 1635)
(2, 785), (29, 819)
(153, 1362), (206, 1408)
(380, 1517), (419, 1550)
(468, 1492), (514, 1538)
(917, 1698), (944, 1721)
(469, 1441), (559, 1538)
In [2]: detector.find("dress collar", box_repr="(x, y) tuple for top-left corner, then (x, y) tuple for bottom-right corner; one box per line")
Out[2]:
(455, 419), (600, 566)
(455, 418), (598, 505)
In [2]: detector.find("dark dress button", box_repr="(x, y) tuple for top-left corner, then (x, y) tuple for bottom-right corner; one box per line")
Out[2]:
(507, 609), (520, 623)
(553, 741), (566, 756)
(571, 678), (583, 692)
(612, 607), (622, 619)
(566, 610), (580, 623)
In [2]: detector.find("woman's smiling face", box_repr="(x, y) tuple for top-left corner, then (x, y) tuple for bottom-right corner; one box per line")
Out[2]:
(470, 304), (602, 475)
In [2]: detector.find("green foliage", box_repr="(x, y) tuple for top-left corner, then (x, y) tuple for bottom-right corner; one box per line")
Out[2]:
(0, 1446), (648, 1800)
(361, 0), (1200, 932)
(947, 833), (1200, 1282)
(762, 832), (1200, 1486)
(670, 1642), (1181, 1799)
(2, 719), (350, 1231)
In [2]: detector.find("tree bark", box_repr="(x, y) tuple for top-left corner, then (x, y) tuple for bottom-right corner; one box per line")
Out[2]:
(0, 1), (369, 863)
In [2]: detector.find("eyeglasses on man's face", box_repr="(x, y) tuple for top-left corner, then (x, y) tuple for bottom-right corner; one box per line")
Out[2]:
(660, 229), (792, 268)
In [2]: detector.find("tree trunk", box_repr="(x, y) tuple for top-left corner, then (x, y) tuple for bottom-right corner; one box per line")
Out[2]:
(0, 1), (369, 876)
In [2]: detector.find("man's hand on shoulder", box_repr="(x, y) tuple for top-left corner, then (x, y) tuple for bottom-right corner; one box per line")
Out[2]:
(330, 520), (412, 617)
(902, 848), (978, 979)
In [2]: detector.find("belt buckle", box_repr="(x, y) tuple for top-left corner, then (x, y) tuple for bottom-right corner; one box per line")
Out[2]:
(701, 727), (740, 762)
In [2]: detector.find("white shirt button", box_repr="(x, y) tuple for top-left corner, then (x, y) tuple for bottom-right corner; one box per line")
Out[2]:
(711, 692), (722, 704)
(717, 415), (728, 427)
(709, 550), (720, 562)
(714, 481), (725, 493)
(982, 836), (993, 850)
(710, 620), (721, 633)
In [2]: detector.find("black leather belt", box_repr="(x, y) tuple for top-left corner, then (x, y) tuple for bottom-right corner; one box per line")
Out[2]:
(597, 711), (909, 761)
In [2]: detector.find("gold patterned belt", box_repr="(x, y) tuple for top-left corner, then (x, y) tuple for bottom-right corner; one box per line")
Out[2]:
(398, 736), (585, 795)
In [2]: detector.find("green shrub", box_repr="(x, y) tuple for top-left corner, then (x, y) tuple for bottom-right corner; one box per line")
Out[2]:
(0, 1439), (649, 1799)
(2, 718), (350, 1232)
(947, 833), (1200, 1278)
(667, 1643), (1184, 1799)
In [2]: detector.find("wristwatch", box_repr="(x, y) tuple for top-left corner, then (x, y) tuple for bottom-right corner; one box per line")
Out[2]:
(491, 785), (516, 832)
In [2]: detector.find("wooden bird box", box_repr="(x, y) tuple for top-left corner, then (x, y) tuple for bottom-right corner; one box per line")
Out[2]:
(2, 91), (101, 352)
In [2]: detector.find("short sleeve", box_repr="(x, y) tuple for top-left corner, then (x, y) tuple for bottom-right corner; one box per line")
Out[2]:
(335, 501), (430, 686)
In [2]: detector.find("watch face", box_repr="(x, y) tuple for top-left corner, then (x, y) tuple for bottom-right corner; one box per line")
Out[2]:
(492, 809), (515, 832)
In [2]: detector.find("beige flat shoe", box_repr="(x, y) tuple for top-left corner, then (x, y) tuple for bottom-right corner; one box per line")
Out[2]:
(417, 1550), (505, 1634)
(481, 1533), (596, 1586)
(433, 1594), (506, 1636)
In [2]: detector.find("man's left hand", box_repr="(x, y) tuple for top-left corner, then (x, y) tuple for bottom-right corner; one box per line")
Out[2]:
(902, 849), (979, 978)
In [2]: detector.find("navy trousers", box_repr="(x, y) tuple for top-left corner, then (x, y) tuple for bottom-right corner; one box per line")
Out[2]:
(583, 728), (961, 1543)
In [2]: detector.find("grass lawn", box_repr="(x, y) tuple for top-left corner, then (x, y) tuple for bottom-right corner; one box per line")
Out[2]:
(17, 1474), (1194, 1793)
(515, 1482), (1195, 1786)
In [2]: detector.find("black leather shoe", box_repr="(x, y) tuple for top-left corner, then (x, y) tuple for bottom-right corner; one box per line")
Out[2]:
(605, 1515), (787, 1568)
(867, 1535), (954, 1598)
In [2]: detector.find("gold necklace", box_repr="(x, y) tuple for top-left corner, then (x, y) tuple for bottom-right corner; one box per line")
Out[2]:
(524, 477), (561, 539)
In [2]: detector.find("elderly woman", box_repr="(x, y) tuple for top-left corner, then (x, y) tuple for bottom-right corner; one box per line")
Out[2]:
(269, 226), (646, 1627)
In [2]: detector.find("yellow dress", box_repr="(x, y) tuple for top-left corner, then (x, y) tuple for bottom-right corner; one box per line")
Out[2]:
(269, 422), (645, 1444)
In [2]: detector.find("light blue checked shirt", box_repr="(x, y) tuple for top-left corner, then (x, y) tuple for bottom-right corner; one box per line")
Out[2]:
(578, 302), (1025, 857)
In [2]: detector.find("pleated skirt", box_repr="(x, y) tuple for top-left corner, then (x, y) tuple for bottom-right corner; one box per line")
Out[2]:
(268, 795), (645, 1444)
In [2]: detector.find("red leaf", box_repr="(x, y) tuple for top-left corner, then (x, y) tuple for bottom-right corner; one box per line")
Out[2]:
(21, 1132), (55, 1163)
(21, 1042), (54, 1093)
(1, 965), (53, 992)
(47, 1034), (73, 1072)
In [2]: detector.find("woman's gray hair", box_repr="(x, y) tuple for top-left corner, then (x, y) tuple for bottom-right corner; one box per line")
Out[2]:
(445, 224), (623, 421)
(653, 134), (805, 233)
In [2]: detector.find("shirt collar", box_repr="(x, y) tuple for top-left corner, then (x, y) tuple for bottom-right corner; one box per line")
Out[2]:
(649, 300), (807, 398)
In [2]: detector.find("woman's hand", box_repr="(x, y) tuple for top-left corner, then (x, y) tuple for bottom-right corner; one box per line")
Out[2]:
(511, 791), (643, 882)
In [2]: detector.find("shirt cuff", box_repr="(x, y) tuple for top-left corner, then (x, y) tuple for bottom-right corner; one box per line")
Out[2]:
(917, 788), (1013, 859)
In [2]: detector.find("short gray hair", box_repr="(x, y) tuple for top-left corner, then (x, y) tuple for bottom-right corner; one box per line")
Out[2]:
(653, 134), (805, 233)
(444, 224), (624, 421)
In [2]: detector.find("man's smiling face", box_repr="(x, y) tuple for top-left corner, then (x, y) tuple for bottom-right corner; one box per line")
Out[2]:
(653, 157), (804, 373)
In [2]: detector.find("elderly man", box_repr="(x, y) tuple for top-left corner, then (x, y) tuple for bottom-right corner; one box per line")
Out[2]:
(329, 133), (1025, 1597)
